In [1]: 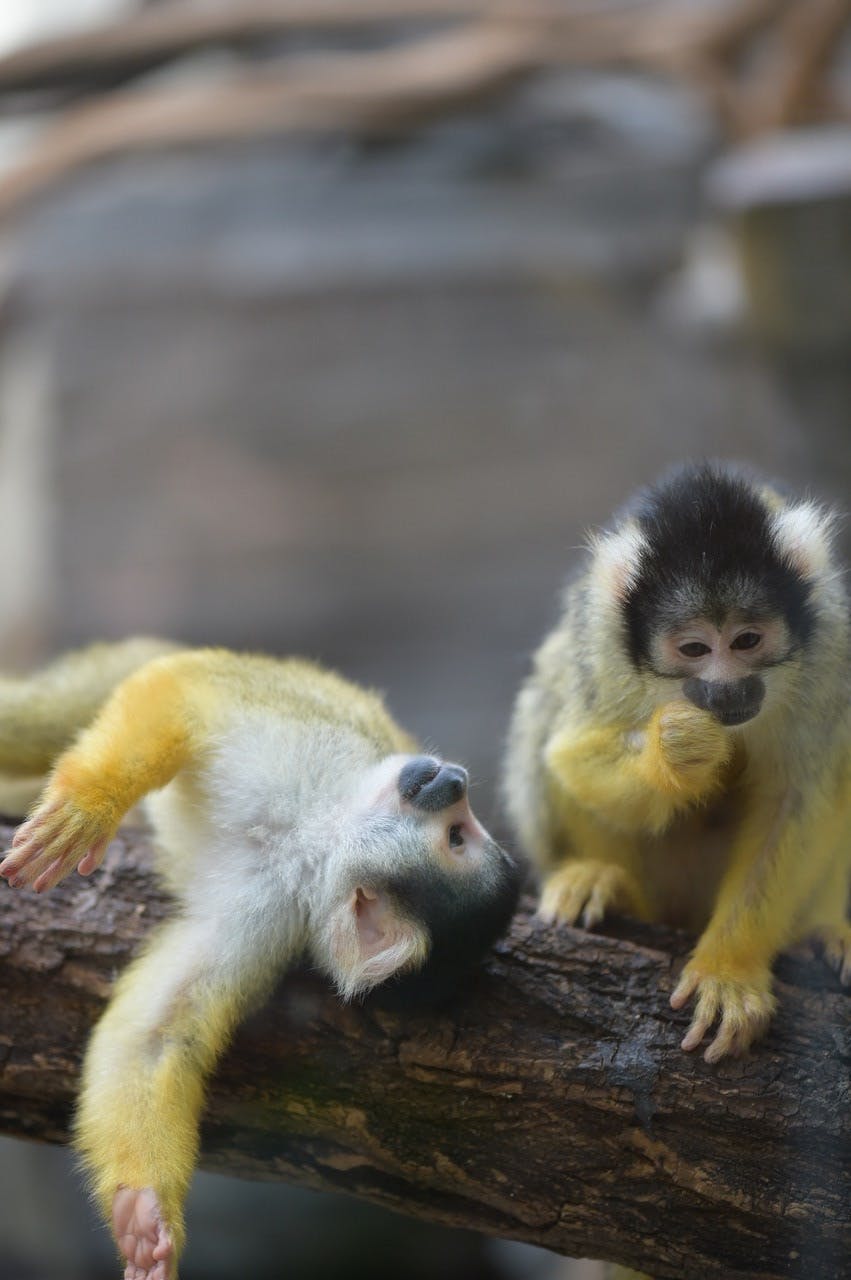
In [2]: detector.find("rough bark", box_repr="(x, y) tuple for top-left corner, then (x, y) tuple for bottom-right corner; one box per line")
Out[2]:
(0, 821), (848, 1279)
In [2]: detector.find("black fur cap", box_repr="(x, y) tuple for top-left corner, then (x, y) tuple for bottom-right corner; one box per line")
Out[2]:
(620, 463), (817, 668)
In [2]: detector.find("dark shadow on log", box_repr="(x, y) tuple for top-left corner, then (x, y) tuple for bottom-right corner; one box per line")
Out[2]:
(0, 821), (848, 1279)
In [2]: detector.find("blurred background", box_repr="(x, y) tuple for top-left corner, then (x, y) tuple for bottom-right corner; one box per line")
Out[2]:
(0, 1), (848, 1277)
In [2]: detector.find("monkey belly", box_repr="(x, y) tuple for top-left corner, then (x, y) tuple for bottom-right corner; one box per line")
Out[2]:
(637, 792), (743, 933)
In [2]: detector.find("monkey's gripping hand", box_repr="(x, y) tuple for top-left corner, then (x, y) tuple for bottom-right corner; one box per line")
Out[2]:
(670, 961), (776, 1064)
(0, 784), (117, 893)
(545, 699), (733, 836)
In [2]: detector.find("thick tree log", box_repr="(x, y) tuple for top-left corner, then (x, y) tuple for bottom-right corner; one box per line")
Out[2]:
(0, 820), (848, 1279)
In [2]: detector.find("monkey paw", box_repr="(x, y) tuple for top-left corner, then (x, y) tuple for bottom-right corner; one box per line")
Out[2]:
(538, 860), (646, 929)
(811, 924), (851, 986)
(670, 963), (776, 1064)
(113, 1187), (175, 1280)
(656, 701), (732, 774)
(0, 791), (113, 893)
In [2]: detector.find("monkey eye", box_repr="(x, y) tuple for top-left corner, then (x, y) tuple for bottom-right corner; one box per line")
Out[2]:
(731, 631), (762, 651)
(678, 641), (711, 658)
(448, 824), (465, 849)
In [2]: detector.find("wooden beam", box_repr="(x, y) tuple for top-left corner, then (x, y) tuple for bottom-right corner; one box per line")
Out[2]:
(1, 821), (848, 1278)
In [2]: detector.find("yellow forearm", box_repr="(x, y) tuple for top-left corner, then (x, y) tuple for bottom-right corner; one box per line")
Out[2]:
(546, 703), (732, 835)
(75, 922), (247, 1265)
(694, 793), (848, 974)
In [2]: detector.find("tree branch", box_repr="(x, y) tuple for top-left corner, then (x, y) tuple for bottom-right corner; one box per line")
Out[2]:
(0, 821), (848, 1278)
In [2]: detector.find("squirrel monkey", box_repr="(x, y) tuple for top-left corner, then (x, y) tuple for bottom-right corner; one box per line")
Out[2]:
(505, 462), (850, 1064)
(0, 640), (520, 1280)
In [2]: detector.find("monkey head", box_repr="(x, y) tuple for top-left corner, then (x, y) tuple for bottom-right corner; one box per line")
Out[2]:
(313, 754), (521, 1001)
(591, 463), (836, 728)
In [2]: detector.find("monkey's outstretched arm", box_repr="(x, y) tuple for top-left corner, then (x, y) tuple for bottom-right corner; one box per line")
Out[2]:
(76, 911), (282, 1280)
(672, 766), (850, 1063)
(546, 700), (733, 835)
(0, 652), (212, 892)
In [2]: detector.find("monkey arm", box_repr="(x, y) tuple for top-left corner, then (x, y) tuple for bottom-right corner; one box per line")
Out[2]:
(538, 703), (735, 928)
(672, 768), (850, 1063)
(0, 652), (213, 893)
(545, 701), (734, 835)
(75, 911), (282, 1278)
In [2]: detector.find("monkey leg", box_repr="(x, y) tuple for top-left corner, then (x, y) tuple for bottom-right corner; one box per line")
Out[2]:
(545, 701), (732, 838)
(803, 834), (851, 985)
(76, 913), (276, 1280)
(0, 638), (179, 780)
(671, 784), (849, 1062)
(0, 652), (209, 892)
(538, 797), (649, 927)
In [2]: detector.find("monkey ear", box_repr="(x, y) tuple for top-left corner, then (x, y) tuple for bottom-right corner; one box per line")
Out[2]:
(771, 502), (836, 581)
(323, 887), (429, 1002)
(587, 522), (647, 601)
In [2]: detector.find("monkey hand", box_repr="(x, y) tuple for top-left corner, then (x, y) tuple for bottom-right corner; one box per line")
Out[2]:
(0, 785), (116, 893)
(650, 701), (733, 796)
(113, 1187), (177, 1280)
(670, 959), (776, 1063)
(539, 859), (648, 929)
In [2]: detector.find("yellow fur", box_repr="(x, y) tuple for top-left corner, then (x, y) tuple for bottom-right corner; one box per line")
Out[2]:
(0, 642), (418, 1277)
(505, 483), (851, 1066)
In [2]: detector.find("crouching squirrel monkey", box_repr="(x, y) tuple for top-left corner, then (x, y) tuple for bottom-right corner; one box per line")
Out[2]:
(506, 462), (850, 1064)
(0, 640), (520, 1280)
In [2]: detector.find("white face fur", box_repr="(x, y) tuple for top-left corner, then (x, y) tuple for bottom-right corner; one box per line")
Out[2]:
(353, 753), (495, 875)
(317, 754), (518, 1002)
(650, 616), (792, 683)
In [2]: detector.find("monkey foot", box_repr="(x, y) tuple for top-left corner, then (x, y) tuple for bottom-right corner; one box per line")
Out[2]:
(0, 794), (111, 893)
(538, 860), (646, 929)
(670, 965), (775, 1063)
(113, 1187), (175, 1280)
(811, 924), (851, 986)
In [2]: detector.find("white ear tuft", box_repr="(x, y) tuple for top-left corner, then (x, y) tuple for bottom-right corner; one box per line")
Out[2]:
(588, 522), (647, 601)
(324, 887), (429, 1002)
(771, 502), (836, 581)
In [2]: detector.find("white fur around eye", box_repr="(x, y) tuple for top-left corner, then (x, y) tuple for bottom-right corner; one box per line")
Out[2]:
(771, 502), (835, 581)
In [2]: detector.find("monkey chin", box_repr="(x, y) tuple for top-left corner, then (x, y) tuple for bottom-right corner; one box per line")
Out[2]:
(112, 1186), (175, 1280)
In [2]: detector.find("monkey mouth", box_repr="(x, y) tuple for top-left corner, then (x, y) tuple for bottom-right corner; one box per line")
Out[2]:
(716, 706), (761, 727)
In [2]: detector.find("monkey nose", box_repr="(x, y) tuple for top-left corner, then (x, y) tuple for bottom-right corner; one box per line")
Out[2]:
(399, 757), (468, 811)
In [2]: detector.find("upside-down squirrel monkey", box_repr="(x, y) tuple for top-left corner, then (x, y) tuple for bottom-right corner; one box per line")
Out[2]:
(0, 641), (520, 1279)
(506, 462), (850, 1063)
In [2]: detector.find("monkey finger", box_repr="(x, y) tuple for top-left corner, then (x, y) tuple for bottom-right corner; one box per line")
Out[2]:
(0, 853), (19, 880)
(680, 986), (719, 1052)
(77, 837), (110, 877)
(538, 879), (587, 926)
(32, 857), (70, 894)
(815, 926), (851, 986)
(704, 1002), (766, 1064)
(0, 846), (41, 883)
(8, 832), (82, 889)
(669, 968), (700, 1010)
(581, 894), (605, 929)
(11, 803), (58, 848)
(10, 821), (37, 849)
(703, 1018), (740, 1064)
